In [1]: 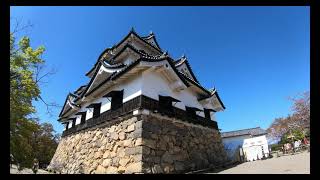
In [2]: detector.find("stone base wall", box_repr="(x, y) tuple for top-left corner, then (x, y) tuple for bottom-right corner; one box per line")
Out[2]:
(48, 116), (143, 174)
(139, 113), (228, 173)
(48, 111), (228, 174)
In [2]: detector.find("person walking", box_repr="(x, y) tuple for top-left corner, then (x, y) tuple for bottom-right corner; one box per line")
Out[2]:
(32, 158), (39, 174)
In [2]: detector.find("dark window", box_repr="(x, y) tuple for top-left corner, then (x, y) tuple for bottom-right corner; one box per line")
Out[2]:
(204, 109), (210, 120)
(158, 95), (180, 116)
(86, 103), (102, 118)
(81, 113), (86, 124)
(103, 90), (124, 110)
(65, 122), (69, 130)
(185, 107), (197, 119)
(204, 108), (216, 120)
(185, 106), (202, 120)
(70, 118), (77, 127)
(75, 112), (87, 124)
(93, 106), (101, 118)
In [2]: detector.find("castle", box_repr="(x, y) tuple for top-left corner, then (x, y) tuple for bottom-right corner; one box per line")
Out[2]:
(48, 29), (228, 174)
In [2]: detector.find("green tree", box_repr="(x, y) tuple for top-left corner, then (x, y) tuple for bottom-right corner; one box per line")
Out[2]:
(10, 32), (45, 168)
(10, 29), (58, 169)
(31, 123), (59, 168)
(280, 128), (305, 144)
(267, 91), (310, 143)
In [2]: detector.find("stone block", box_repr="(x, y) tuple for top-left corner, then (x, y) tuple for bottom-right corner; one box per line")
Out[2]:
(109, 126), (116, 133)
(127, 124), (135, 132)
(161, 152), (173, 164)
(132, 154), (142, 162)
(112, 157), (120, 166)
(119, 131), (126, 140)
(102, 159), (112, 167)
(142, 146), (151, 155)
(134, 138), (142, 146)
(106, 166), (118, 174)
(125, 146), (143, 155)
(95, 165), (106, 174)
(174, 162), (185, 171)
(123, 139), (133, 147)
(110, 132), (119, 140)
(124, 117), (136, 125)
(117, 166), (126, 174)
(119, 158), (130, 167)
(142, 139), (156, 149)
(126, 162), (142, 173)
(135, 120), (143, 129)
(94, 151), (103, 159)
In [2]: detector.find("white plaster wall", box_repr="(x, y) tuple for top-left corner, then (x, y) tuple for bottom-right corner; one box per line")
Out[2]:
(100, 98), (111, 114)
(86, 108), (94, 120)
(68, 73), (143, 121)
(222, 135), (251, 161)
(68, 120), (73, 129)
(63, 123), (67, 131)
(242, 135), (269, 161)
(141, 69), (209, 118)
(222, 135), (270, 162)
(222, 135), (251, 149)
(75, 115), (81, 125)
(67, 62), (216, 122)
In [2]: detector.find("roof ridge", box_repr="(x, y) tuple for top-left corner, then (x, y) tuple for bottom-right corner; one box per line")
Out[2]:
(221, 127), (263, 134)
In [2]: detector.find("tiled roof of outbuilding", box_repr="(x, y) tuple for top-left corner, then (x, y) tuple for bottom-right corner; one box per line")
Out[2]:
(221, 127), (267, 138)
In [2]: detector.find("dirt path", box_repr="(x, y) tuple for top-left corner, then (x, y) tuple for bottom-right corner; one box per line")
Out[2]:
(209, 151), (310, 174)
(10, 165), (52, 174)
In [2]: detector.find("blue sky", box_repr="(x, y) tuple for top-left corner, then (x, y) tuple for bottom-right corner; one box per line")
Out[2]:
(10, 6), (310, 135)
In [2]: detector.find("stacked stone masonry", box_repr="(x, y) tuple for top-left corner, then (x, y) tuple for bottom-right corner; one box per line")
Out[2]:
(48, 113), (228, 174)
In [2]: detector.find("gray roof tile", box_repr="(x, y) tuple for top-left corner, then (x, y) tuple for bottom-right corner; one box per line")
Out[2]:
(221, 127), (267, 138)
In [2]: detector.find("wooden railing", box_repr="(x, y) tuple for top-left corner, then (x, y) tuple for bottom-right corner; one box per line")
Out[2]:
(62, 95), (218, 137)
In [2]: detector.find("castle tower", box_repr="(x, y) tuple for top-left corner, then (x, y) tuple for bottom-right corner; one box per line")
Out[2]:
(48, 29), (228, 174)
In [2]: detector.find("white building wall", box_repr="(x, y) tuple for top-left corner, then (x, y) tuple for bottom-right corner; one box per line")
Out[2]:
(222, 134), (270, 162)
(63, 123), (68, 131)
(68, 120), (73, 129)
(67, 63), (216, 122)
(242, 135), (269, 161)
(75, 115), (81, 125)
(141, 69), (209, 118)
(222, 135), (251, 162)
(86, 108), (94, 120)
(69, 73), (143, 121)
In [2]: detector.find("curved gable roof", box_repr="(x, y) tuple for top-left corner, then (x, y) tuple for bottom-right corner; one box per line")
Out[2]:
(58, 93), (81, 118)
(86, 29), (163, 77)
(141, 32), (162, 51)
(84, 55), (191, 98)
(175, 56), (200, 84)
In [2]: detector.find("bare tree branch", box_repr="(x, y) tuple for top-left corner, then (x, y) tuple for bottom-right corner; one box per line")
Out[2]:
(38, 95), (62, 117)
(33, 64), (60, 117)
(11, 17), (34, 35)
(34, 64), (54, 85)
